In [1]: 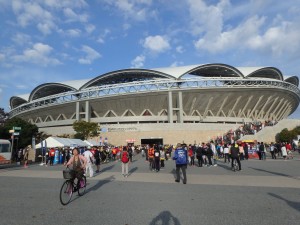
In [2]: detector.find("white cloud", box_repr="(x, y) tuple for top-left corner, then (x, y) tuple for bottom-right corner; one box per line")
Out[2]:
(0, 53), (6, 62)
(104, 0), (154, 21)
(194, 14), (300, 58)
(170, 61), (184, 67)
(12, 1), (53, 28)
(63, 7), (88, 23)
(131, 55), (145, 68)
(11, 33), (31, 45)
(12, 42), (61, 66)
(187, 0), (229, 36)
(143, 35), (170, 53)
(43, 0), (88, 9)
(78, 45), (101, 64)
(65, 29), (81, 37)
(37, 21), (56, 35)
(97, 29), (111, 43)
(176, 46), (184, 53)
(85, 24), (95, 34)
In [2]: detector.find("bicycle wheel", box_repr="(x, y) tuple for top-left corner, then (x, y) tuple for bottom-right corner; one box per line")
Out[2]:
(78, 176), (86, 196)
(60, 180), (73, 205)
(233, 160), (238, 172)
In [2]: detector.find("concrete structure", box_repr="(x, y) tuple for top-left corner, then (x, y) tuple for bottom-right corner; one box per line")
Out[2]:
(241, 119), (300, 143)
(9, 64), (300, 145)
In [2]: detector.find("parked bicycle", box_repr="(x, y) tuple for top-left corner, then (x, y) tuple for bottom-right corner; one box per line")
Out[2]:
(59, 168), (86, 205)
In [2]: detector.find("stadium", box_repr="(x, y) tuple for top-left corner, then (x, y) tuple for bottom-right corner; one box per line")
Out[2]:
(9, 63), (300, 145)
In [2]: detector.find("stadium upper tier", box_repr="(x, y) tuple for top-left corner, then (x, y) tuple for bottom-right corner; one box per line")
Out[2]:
(9, 63), (300, 123)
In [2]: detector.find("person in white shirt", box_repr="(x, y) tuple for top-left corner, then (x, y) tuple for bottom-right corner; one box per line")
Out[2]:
(83, 148), (94, 177)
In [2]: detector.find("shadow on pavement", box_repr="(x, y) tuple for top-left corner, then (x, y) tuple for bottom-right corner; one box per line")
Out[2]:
(129, 166), (138, 174)
(268, 193), (300, 212)
(68, 176), (115, 205)
(149, 211), (181, 225)
(86, 175), (115, 194)
(99, 164), (115, 173)
(249, 167), (300, 180)
(217, 162), (232, 171)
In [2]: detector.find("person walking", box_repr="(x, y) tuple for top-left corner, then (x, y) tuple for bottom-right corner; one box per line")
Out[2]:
(188, 146), (195, 166)
(154, 146), (161, 172)
(148, 145), (155, 171)
(121, 147), (130, 177)
(94, 148), (101, 173)
(230, 142), (241, 171)
(270, 143), (276, 159)
(49, 148), (55, 166)
(259, 142), (266, 160)
(83, 148), (94, 178)
(281, 143), (287, 160)
(23, 147), (29, 168)
(196, 145), (203, 167)
(206, 143), (213, 167)
(244, 143), (249, 160)
(173, 143), (188, 184)
(160, 148), (165, 168)
(223, 144), (230, 163)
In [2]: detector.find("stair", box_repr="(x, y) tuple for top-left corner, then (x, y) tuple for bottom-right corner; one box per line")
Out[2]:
(240, 119), (300, 143)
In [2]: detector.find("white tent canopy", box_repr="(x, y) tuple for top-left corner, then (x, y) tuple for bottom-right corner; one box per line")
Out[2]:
(36, 137), (89, 148)
(84, 139), (99, 146)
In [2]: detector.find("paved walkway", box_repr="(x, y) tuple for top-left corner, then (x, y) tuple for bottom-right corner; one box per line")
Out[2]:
(1, 154), (300, 188)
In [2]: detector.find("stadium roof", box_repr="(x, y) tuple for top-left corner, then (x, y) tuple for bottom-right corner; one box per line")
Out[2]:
(10, 63), (299, 109)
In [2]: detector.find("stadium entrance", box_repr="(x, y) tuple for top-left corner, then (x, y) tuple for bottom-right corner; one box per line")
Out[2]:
(141, 138), (163, 146)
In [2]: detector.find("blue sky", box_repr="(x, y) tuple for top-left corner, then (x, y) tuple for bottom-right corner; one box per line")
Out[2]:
(0, 0), (300, 117)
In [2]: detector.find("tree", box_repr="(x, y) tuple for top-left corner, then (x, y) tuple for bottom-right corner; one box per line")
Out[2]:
(3, 117), (39, 148)
(72, 120), (98, 140)
(0, 108), (9, 126)
(276, 128), (297, 143)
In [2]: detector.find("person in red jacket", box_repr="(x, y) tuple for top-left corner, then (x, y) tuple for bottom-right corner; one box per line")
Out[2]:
(49, 148), (55, 166)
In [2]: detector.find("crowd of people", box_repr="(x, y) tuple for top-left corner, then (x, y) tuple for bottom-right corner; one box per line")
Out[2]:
(17, 134), (297, 186)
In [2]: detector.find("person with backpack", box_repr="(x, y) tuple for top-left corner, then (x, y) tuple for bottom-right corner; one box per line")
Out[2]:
(121, 147), (130, 177)
(154, 146), (161, 172)
(173, 143), (188, 184)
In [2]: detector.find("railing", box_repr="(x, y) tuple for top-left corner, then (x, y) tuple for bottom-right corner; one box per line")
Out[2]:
(9, 78), (300, 117)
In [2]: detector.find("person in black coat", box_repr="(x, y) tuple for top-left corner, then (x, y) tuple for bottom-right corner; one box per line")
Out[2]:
(206, 144), (213, 167)
(196, 145), (203, 167)
(230, 143), (241, 170)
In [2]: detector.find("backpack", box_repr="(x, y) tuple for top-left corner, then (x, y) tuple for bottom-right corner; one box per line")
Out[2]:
(121, 152), (129, 163)
(176, 149), (187, 164)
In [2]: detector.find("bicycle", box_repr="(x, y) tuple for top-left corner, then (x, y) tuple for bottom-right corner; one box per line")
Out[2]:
(59, 168), (87, 205)
(232, 158), (239, 172)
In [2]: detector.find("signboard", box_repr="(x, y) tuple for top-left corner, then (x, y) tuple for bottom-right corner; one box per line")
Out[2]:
(13, 132), (20, 136)
(9, 130), (14, 133)
(13, 127), (21, 130)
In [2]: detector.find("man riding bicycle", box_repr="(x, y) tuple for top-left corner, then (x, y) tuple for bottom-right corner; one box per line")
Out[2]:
(65, 148), (87, 188)
(229, 142), (242, 171)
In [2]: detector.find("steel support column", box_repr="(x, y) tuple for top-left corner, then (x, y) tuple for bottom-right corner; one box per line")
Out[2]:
(178, 91), (183, 123)
(76, 101), (80, 121)
(168, 91), (173, 123)
(85, 100), (90, 122)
